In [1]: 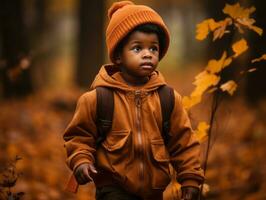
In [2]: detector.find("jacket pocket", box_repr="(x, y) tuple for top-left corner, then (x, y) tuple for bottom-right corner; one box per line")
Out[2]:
(150, 139), (171, 189)
(102, 130), (130, 151)
(100, 130), (130, 183)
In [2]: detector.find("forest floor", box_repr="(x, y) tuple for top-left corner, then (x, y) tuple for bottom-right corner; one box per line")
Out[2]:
(0, 84), (266, 200)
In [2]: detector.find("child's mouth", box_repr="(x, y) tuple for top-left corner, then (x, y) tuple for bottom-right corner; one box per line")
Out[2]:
(140, 62), (154, 69)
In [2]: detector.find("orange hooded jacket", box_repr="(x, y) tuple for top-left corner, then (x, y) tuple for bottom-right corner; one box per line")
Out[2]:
(63, 64), (204, 197)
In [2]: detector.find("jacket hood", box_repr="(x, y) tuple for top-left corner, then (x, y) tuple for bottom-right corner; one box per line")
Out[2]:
(91, 64), (166, 92)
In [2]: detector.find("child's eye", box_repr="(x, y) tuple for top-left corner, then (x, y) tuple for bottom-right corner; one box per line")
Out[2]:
(150, 46), (158, 52)
(132, 46), (141, 52)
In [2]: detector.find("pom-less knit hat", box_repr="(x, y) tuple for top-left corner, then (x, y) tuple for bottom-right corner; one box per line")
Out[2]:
(106, 1), (170, 63)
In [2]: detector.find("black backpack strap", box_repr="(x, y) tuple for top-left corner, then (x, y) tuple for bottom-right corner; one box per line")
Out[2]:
(95, 87), (114, 147)
(158, 85), (175, 145)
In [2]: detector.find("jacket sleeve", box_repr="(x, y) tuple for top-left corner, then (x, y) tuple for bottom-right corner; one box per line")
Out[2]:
(63, 90), (98, 172)
(167, 90), (204, 187)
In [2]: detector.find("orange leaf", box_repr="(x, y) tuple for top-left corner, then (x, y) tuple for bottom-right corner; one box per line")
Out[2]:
(182, 95), (201, 110)
(212, 18), (232, 41)
(236, 18), (263, 36)
(196, 19), (219, 40)
(193, 71), (220, 93)
(251, 54), (266, 63)
(182, 71), (220, 110)
(208, 19), (220, 31)
(195, 122), (210, 143)
(206, 52), (230, 73)
(232, 39), (248, 58)
(250, 25), (263, 36)
(196, 20), (210, 40)
(220, 80), (238, 95)
(224, 58), (232, 68)
(223, 3), (256, 19)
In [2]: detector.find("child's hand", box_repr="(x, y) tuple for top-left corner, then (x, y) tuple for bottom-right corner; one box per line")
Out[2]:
(74, 163), (97, 185)
(181, 186), (199, 200)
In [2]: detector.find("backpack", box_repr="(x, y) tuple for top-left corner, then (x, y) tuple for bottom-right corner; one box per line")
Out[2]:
(95, 85), (175, 146)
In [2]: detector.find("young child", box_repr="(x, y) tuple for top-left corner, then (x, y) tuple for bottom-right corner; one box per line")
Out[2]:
(63, 1), (204, 200)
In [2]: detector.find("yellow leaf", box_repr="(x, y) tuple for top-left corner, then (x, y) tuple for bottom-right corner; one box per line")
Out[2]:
(206, 52), (229, 73)
(224, 58), (232, 68)
(212, 18), (232, 41)
(236, 18), (263, 36)
(196, 20), (210, 40)
(223, 3), (256, 19)
(236, 17), (255, 26)
(191, 71), (220, 96)
(220, 80), (238, 95)
(213, 26), (226, 41)
(183, 71), (220, 110)
(194, 71), (220, 86)
(196, 19), (219, 40)
(192, 71), (220, 96)
(251, 54), (266, 63)
(250, 25), (263, 36)
(232, 39), (248, 58)
(208, 19), (220, 31)
(182, 95), (201, 110)
(195, 122), (210, 142)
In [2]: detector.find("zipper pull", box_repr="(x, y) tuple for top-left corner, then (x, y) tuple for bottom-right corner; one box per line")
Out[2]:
(135, 90), (141, 107)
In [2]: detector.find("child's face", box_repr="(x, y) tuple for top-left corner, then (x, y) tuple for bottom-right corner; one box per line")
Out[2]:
(116, 31), (159, 85)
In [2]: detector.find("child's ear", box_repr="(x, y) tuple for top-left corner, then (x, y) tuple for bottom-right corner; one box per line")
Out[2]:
(115, 55), (122, 64)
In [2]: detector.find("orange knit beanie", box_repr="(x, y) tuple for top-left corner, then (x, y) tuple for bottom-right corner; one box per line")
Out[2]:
(106, 1), (170, 63)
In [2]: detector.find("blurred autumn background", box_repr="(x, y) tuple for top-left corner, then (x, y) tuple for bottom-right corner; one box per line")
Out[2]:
(1, 0), (266, 200)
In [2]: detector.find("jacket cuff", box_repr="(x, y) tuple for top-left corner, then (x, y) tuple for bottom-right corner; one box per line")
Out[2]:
(70, 153), (93, 172)
(178, 173), (204, 188)
(180, 179), (200, 188)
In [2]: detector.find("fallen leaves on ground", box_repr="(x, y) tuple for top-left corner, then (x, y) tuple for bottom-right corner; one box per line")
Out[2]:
(1, 89), (266, 200)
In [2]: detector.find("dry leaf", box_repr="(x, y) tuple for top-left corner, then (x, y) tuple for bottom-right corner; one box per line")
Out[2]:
(206, 52), (231, 73)
(235, 23), (245, 34)
(194, 71), (220, 86)
(251, 54), (266, 63)
(236, 18), (263, 36)
(182, 95), (201, 110)
(212, 18), (232, 41)
(192, 71), (220, 96)
(232, 39), (248, 58)
(224, 58), (232, 68)
(223, 3), (256, 19)
(196, 18), (233, 41)
(220, 80), (238, 95)
(250, 25), (263, 36)
(196, 19), (220, 40)
(223, 3), (262, 36)
(196, 19), (210, 40)
(195, 122), (210, 143)
(213, 26), (226, 41)
(183, 71), (220, 110)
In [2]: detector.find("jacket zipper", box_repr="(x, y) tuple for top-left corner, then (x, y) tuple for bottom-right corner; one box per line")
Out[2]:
(135, 90), (144, 187)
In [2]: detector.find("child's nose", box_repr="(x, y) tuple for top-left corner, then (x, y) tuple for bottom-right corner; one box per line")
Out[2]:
(142, 49), (152, 58)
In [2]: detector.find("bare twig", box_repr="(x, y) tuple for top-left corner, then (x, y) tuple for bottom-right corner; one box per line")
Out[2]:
(199, 91), (222, 200)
